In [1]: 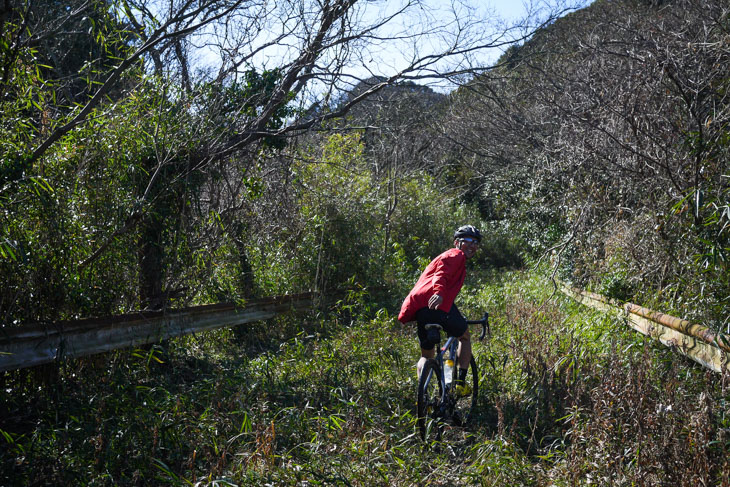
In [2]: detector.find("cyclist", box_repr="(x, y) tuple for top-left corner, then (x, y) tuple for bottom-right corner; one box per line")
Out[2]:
(398, 225), (481, 394)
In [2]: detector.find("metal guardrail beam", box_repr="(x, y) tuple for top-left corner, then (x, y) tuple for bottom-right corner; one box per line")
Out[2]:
(625, 310), (728, 373)
(624, 303), (730, 353)
(559, 282), (729, 374)
(0, 293), (319, 372)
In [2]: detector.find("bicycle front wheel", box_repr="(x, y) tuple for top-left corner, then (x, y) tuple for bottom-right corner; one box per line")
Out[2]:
(451, 355), (478, 427)
(417, 358), (443, 441)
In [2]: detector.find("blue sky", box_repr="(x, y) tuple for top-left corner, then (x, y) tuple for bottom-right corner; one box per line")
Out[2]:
(489, 0), (534, 20)
(190, 0), (589, 96)
(355, 0), (587, 91)
(484, 0), (589, 20)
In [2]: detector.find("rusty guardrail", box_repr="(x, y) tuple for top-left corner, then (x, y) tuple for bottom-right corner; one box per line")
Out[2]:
(0, 293), (321, 372)
(559, 282), (729, 374)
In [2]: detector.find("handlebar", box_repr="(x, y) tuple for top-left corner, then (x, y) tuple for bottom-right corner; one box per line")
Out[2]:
(466, 312), (490, 341)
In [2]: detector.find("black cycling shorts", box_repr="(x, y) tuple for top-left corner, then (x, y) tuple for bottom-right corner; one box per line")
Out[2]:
(415, 304), (467, 351)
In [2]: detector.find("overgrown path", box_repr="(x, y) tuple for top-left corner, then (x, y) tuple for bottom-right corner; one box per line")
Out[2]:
(1, 272), (728, 486)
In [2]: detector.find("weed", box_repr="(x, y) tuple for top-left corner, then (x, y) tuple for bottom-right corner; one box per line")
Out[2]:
(1, 271), (727, 485)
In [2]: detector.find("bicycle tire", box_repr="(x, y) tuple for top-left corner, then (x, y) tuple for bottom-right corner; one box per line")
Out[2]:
(451, 355), (478, 427)
(417, 358), (443, 441)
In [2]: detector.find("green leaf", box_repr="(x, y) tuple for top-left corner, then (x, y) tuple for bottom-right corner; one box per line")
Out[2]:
(30, 176), (54, 193)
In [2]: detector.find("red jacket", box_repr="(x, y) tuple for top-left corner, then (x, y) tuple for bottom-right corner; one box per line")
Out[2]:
(398, 248), (466, 323)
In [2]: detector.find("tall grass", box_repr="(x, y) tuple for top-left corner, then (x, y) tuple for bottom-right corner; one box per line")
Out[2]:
(1, 271), (728, 485)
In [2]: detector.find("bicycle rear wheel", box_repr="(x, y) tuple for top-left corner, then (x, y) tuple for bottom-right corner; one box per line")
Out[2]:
(451, 355), (478, 427)
(417, 358), (443, 441)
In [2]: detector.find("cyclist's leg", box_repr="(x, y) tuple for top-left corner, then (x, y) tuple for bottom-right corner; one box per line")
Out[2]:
(445, 305), (477, 416)
(457, 330), (472, 370)
(415, 307), (446, 377)
(417, 347), (435, 379)
(444, 304), (471, 369)
(417, 357), (444, 440)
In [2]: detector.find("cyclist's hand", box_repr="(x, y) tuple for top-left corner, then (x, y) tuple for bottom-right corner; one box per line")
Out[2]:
(428, 294), (443, 310)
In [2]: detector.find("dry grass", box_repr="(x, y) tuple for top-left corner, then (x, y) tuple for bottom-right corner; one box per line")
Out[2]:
(1, 271), (728, 486)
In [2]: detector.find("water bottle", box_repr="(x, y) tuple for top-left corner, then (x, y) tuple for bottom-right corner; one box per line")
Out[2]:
(444, 358), (454, 387)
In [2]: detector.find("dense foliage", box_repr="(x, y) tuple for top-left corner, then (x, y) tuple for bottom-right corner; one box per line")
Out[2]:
(2, 271), (727, 485)
(440, 0), (730, 329)
(0, 0), (520, 324)
(2, 0), (729, 484)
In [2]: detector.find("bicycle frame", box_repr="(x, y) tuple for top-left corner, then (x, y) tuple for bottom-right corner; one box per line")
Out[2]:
(421, 334), (458, 412)
(422, 312), (488, 416)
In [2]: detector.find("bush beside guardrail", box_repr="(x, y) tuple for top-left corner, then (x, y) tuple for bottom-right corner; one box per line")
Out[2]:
(559, 281), (729, 374)
(0, 293), (322, 372)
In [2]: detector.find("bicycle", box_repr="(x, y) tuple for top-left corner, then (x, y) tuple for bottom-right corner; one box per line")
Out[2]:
(416, 312), (489, 441)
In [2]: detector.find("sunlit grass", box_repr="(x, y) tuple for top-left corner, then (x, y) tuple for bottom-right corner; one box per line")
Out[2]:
(1, 270), (727, 485)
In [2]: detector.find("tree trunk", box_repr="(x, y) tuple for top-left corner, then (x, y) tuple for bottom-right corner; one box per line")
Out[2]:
(138, 211), (165, 310)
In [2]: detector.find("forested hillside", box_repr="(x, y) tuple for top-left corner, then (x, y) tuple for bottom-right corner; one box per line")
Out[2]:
(3, 0), (726, 327)
(438, 0), (730, 327)
(1, 0), (729, 484)
(1, 0), (517, 324)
